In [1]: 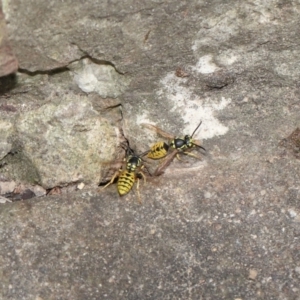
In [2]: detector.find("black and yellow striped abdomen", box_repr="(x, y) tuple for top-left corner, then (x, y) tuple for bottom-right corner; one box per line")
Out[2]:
(147, 141), (169, 159)
(118, 170), (136, 195)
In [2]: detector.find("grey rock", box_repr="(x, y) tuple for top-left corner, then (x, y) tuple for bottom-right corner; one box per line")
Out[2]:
(71, 58), (130, 98)
(0, 119), (13, 160)
(13, 95), (120, 188)
(0, 0), (300, 299)
(0, 180), (16, 194)
(30, 185), (47, 197)
(0, 195), (12, 203)
(0, 5), (18, 76)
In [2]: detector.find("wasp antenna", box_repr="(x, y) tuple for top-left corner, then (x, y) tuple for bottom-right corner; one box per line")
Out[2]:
(191, 121), (202, 138)
(195, 144), (206, 151)
(126, 147), (134, 156)
(121, 140), (129, 150)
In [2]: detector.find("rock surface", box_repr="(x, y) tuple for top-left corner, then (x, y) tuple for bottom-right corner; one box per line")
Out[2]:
(0, 4), (18, 77)
(1, 0), (300, 299)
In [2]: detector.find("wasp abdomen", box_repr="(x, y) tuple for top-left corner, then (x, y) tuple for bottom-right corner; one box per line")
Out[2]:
(118, 171), (135, 195)
(147, 141), (169, 159)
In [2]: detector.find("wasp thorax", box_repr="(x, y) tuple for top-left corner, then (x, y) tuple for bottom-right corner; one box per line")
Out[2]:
(171, 137), (189, 150)
(127, 156), (142, 171)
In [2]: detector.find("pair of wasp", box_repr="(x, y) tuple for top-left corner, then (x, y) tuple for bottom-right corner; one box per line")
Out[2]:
(100, 120), (205, 202)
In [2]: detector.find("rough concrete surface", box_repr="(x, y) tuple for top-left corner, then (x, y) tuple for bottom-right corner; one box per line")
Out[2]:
(1, 0), (300, 299)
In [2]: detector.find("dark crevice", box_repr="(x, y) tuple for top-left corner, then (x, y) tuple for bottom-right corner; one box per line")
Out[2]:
(70, 43), (125, 75)
(98, 105), (130, 187)
(98, 175), (118, 187)
(118, 104), (129, 152)
(4, 189), (36, 202)
(102, 103), (122, 111)
(18, 66), (70, 76)
(18, 46), (125, 76)
(0, 73), (18, 95)
(205, 82), (230, 90)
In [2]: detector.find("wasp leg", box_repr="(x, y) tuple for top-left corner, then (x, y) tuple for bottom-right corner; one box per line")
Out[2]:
(175, 151), (202, 163)
(139, 168), (147, 183)
(176, 153), (189, 163)
(183, 151), (203, 160)
(136, 169), (147, 204)
(98, 170), (119, 191)
(136, 177), (142, 204)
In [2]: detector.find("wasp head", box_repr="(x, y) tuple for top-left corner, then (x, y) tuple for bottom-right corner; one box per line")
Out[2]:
(184, 135), (194, 148)
(126, 155), (142, 172)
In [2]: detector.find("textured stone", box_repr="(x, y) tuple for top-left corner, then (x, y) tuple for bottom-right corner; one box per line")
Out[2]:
(0, 5), (18, 76)
(13, 95), (119, 188)
(71, 59), (130, 98)
(0, 0), (300, 299)
(0, 180), (16, 194)
(0, 119), (13, 160)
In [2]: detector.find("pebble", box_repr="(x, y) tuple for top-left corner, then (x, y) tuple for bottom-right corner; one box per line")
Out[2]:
(0, 195), (12, 203)
(288, 209), (297, 218)
(204, 191), (211, 199)
(31, 185), (47, 197)
(248, 269), (258, 280)
(77, 182), (85, 190)
(0, 181), (16, 194)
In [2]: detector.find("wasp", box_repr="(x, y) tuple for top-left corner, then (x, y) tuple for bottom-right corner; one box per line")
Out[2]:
(99, 146), (150, 202)
(141, 121), (205, 175)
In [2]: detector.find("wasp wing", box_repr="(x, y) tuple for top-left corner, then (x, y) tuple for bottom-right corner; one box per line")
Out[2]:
(140, 123), (175, 140)
(139, 149), (151, 157)
(153, 150), (178, 176)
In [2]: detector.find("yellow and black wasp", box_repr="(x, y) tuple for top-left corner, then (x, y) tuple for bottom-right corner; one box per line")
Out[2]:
(141, 120), (205, 175)
(99, 144), (150, 202)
